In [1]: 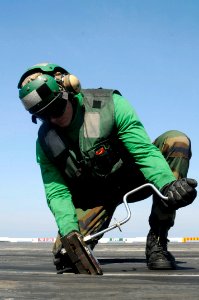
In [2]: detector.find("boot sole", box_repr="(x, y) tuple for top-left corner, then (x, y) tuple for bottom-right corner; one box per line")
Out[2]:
(147, 260), (176, 270)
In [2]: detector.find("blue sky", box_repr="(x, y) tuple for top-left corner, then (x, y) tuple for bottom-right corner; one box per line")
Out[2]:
(1, 0), (198, 238)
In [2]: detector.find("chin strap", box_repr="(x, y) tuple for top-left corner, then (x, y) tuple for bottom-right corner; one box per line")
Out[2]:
(32, 115), (37, 124)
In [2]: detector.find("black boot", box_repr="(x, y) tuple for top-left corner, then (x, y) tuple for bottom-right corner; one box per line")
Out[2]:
(145, 229), (176, 270)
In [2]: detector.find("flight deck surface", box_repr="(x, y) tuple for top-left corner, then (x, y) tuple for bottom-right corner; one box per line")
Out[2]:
(0, 242), (198, 299)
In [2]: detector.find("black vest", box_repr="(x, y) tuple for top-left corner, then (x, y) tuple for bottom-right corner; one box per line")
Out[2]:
(38, 89), (124, 190)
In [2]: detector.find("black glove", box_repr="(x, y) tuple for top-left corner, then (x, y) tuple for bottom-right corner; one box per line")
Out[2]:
(53, 248), (73, 273)
(161, 178), (197, 210)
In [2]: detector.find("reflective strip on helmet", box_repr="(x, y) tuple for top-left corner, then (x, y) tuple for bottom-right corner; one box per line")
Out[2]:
(21, 90), (42, 110)
(33, 62), (49, 67)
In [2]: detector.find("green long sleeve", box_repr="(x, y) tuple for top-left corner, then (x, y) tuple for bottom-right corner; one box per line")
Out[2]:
(113, 93), (176, 189)
(36, 141), (79, 236)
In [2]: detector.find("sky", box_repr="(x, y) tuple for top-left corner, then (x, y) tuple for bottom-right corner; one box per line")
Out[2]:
(0, 0), (198, 239)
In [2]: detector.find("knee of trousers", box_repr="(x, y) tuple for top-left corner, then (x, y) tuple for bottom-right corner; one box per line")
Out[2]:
(154, 130), (192, 160)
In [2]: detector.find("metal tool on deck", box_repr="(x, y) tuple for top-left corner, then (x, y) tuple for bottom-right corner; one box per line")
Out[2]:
(60, 231), (103, 275)
(60, 184), (168, 275)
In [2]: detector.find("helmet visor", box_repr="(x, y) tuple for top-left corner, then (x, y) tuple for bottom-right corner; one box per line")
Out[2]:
(34, 96), (67, 121)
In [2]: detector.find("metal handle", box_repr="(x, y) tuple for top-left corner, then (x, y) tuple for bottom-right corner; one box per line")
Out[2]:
(83, 183), (168, 242)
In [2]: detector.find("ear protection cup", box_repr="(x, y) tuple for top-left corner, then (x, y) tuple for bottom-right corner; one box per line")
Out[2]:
(62, 74), (81, 94)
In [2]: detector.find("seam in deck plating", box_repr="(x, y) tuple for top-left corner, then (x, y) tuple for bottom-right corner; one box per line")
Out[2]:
(1, 270), (199, 277)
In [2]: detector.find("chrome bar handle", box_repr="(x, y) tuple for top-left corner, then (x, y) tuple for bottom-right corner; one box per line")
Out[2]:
(83, 183), (168, 242)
